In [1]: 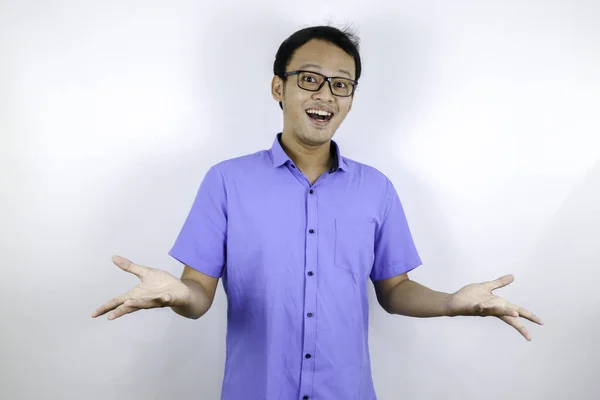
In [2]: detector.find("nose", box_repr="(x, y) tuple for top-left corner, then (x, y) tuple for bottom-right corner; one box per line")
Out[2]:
(312, 81), (335, 102)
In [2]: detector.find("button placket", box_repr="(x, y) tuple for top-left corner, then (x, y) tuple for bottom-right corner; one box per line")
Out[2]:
(299, 183), (318, 398)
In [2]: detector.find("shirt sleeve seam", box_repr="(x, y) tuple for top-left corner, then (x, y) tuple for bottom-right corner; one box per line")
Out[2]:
(371, 257), (423, 281)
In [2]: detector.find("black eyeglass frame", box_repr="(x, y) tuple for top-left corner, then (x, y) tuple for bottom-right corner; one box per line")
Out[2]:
(283, 70), (358, 97)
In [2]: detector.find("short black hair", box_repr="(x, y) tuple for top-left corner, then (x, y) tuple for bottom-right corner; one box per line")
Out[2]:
(273, 25), (362, 110)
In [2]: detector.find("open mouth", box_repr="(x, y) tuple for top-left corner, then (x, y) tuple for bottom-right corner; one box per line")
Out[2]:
(305, 108), (334, 124)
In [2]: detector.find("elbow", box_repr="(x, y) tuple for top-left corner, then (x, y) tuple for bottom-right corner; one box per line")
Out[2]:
(376, 294), (394, 314)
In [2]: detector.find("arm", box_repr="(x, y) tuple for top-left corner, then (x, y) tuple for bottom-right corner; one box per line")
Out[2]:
(172, 265), (219, 319)
(374, 273), (451, 317)
(370, 177), (542, 339)
(168, 164), (227, 318)
(374, 272), (544, 340)
(92, 257), (220, 321)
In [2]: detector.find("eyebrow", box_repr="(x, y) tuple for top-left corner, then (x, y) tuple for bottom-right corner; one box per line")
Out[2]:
(297, 63), (353, 78)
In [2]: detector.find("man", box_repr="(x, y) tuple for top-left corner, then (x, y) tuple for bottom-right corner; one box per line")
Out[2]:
(92, 25), (543, 399)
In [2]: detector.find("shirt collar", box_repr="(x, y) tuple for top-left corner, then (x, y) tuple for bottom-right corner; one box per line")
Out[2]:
(270, 132), (347, 173)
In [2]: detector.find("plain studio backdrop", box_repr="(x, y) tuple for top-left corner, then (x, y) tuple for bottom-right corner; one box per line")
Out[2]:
(1, 1), (599, 399)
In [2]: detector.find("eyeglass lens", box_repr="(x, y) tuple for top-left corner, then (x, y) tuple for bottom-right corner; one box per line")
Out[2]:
(297, 71), (354, 96)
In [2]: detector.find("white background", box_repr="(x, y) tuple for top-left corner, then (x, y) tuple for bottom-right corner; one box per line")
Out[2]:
(1, 1), (598, 399)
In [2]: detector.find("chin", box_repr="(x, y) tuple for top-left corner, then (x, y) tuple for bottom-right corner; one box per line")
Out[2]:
(305, 129), (335, 144)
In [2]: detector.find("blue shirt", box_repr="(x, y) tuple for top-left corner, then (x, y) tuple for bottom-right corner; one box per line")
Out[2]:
(169, 132), (422, 399)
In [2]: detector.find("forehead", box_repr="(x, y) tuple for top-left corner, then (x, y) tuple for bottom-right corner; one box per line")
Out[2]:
(288, 39), (355, 79)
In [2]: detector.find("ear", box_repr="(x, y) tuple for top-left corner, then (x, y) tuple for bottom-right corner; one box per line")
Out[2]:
(271, 75), (284, 102)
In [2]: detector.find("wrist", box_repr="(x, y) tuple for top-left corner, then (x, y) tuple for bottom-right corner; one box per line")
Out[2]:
(443, 293), (455, 317)
(174, 279), (211, 319)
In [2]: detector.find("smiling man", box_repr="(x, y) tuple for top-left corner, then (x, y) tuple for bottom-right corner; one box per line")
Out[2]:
(93, 25), (543, 399)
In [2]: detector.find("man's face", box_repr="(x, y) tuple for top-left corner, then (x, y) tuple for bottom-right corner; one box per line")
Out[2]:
(272, 39), (356, 147)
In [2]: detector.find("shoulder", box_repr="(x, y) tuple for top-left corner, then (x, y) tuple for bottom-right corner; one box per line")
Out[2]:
(341, 156), (394, 189)
(209, 149), (271, 177)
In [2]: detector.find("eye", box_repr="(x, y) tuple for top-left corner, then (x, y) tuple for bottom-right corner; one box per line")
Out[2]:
(335, 82), (347, 88)
(303, 76), (316, 83)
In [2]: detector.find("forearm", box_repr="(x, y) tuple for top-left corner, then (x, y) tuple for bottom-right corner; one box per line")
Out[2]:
(171, 279), (213, 319)
(383, 279), (452, 318)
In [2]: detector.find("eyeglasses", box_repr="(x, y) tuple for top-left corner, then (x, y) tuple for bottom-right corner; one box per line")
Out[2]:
(283, 70), (357, 97)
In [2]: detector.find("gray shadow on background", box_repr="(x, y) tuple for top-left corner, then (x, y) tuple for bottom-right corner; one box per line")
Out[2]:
(512, 158), (600, 399)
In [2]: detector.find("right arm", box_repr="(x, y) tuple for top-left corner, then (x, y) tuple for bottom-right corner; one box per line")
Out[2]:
(93, 166), (226, 321)
(91, 256), (219, 321)
(172, 265), (219, 319)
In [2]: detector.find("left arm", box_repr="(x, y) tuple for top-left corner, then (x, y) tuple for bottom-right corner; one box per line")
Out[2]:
(374, 272), (544, 341)
(374, 273), (451, 317)
(370, 176), (542, 340)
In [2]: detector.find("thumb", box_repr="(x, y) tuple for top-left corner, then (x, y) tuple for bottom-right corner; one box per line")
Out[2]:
(161, 293), (183, 308)
(486, 274), (515, 291)
(161, 290), (190, 307)
(112, 255), (131, 266)
(111, 255), (147, 278)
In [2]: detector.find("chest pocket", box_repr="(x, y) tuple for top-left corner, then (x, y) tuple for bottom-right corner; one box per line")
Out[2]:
(334, 217), (376, 277)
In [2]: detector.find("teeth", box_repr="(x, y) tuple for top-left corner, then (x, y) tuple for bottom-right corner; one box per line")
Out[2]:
(306, 109), (332, 117)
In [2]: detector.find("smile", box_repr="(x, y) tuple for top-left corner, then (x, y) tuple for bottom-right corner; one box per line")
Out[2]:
(305, 108), (334, 123)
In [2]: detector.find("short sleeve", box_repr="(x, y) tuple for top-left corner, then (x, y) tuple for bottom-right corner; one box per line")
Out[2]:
(168, 165), (227, 278)
(370, 178), (422, 282)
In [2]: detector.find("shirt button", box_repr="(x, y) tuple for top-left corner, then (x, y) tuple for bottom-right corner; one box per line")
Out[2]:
(305, 354), (311, 359)
(309, 189), (313, 194)
(309, 229), (315, 234)
(303, 397), (309, 400)
(307, 313), (313, 317)
(307, 271), (313, 276)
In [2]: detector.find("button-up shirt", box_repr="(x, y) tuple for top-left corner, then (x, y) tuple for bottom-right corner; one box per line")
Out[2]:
(169, 132), (422, 399)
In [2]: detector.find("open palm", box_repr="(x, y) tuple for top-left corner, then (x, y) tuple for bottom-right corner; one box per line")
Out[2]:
(445, 274), (544, 341)
(92, 255), (191, 320)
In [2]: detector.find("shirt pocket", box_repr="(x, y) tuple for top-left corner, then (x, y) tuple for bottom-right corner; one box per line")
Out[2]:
(334, 217), (376, 277)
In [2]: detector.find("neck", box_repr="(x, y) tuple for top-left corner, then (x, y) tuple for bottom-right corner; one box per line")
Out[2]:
(280, 131), (333, 173)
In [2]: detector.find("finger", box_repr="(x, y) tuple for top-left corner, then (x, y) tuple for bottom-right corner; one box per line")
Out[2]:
(479, 305), (519, 318)
(472, 303), (485, 315)
(92, 294), (128, 318)
(508, 303), (544, 325)
(112, 255), (149, 278)
(123, 294), (173, 310)
(499, 315), (532, 341)
(107, 303), (141, 320)
(485, 274), (515, 291)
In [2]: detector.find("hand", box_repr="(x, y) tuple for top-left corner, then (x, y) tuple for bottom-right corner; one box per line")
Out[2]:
(92, 255), (191, 320)
(444, 274), (544, 341)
